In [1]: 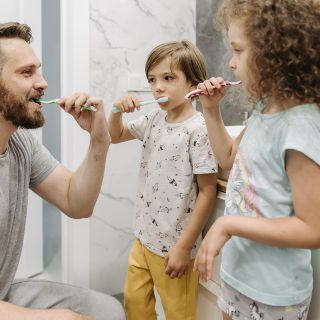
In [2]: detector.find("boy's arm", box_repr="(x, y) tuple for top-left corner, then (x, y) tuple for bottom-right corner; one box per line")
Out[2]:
(176, 173), (218, 251)
(108, 112), (135, 143)
(164, 173), (217, 278)
(108, 94), (142, 143)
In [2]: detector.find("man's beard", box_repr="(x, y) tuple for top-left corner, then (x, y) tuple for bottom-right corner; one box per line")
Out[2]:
(0, 81), (45, 129)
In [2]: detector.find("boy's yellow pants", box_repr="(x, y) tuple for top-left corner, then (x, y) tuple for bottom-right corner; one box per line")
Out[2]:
(124, 239), (199, 320)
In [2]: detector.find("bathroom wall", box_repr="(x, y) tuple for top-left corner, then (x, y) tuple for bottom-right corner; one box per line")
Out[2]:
(42, 0), (62, 273)
(89, 0), (196, 294)
(196, 0), (250, 125)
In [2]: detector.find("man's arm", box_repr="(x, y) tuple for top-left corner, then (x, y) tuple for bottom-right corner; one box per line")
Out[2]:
(32, 93), (110, 218)
(0, 301), (93, 320)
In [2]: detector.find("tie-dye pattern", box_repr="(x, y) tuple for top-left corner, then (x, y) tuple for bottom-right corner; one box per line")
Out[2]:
(226, 152), (262, 217)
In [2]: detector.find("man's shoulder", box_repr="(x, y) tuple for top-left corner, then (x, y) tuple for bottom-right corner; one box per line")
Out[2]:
(10, 128), (40, 154)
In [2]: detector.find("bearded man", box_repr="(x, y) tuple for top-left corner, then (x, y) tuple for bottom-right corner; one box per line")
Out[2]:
(0, 22), (125, 320)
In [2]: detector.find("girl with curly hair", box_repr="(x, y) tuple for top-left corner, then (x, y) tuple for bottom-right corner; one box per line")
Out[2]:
(194, 0), (320, 319)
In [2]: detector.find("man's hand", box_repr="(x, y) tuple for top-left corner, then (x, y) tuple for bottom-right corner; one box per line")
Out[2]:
(58, 93), (110, 145)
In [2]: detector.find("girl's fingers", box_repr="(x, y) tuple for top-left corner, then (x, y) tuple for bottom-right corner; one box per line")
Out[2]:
(205, 254), (214, 281)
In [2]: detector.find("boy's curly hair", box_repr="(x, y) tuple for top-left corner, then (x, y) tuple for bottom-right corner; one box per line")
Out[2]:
(217, 0), (320, 107)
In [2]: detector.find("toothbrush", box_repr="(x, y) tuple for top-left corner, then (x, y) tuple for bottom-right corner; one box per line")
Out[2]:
(185, 80), (242, 99)
(34, 98), (97, 112)
(112, 96), (169, 113)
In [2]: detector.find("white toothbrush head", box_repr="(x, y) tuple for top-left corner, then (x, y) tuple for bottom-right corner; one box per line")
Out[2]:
(157, 97), (169, 103)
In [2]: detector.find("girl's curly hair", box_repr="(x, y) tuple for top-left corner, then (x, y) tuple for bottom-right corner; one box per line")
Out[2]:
(217, 0), (320, 107)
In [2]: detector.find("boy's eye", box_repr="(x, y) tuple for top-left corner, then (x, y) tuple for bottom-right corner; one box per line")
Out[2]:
(147, 78), (155, 83)
(164, 75), (174, 80)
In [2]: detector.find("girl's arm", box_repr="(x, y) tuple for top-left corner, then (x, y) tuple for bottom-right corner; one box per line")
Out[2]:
(202, 106), (245, 170)
(198, 77), (245, 170)
(164, 173), (217, 278)
(195, 150), (320, 281)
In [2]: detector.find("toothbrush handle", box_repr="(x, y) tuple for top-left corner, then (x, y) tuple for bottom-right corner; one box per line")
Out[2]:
(112, 100), (156, 113)
(81, 105), (97, 112)
(112, 106), (121, 113)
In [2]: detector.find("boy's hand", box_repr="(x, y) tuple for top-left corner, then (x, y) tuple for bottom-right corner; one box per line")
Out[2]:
(194, 216), (231, 282)
(197, 77), (227, 111)
(113, 94), (141, 113)
(164, 244), (191, 279)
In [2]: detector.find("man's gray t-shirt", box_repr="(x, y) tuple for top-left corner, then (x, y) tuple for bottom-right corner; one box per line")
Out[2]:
(0, 128), (59, 299)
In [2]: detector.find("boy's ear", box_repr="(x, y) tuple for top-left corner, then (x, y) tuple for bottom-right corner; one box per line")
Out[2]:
(190, 82), (197, 90)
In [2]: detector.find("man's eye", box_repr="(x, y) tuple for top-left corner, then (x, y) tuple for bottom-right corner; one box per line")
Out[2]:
(22, 70), (33, 76)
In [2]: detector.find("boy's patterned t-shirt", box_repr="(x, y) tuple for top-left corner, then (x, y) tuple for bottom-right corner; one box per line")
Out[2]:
(128, 109), (217, 257)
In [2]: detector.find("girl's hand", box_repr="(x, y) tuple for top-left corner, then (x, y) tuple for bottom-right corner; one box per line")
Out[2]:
(164, 244), (191, 279)
(59, 93), (110, 145)
(113, 94), (141, 113)
(197, 77), (227, 111)
(194, 216), (231, 281)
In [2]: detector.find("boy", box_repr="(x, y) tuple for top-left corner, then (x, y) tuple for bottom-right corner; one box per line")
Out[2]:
(108, 40), (218, 320)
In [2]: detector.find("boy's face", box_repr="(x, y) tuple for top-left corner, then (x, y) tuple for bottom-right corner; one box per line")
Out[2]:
(0, 38), (48, 128)
(228, 20), (252, 95)
(147, 57), (195, 112)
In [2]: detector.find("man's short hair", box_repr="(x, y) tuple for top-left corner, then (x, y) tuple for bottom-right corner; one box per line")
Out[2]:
(0, 22), (32, 71)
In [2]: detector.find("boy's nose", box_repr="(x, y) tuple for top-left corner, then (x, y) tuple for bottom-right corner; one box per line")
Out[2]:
(154, 81), (165, 92)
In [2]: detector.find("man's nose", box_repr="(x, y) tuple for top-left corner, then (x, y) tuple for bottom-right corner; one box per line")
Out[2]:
(34, 74), (48, 90)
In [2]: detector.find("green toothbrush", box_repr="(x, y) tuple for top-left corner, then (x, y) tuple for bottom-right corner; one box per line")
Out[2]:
(34, 98), (97, 112)
(112, 96), (169, 113)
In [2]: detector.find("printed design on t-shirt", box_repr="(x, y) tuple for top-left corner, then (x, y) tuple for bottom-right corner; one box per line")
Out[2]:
(226, 152), (262, 217)
(249, 301), (264, 320)
(297, 305), (308, 320)
(132, 111), (217, 256)
(226, 302), (240, 317)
